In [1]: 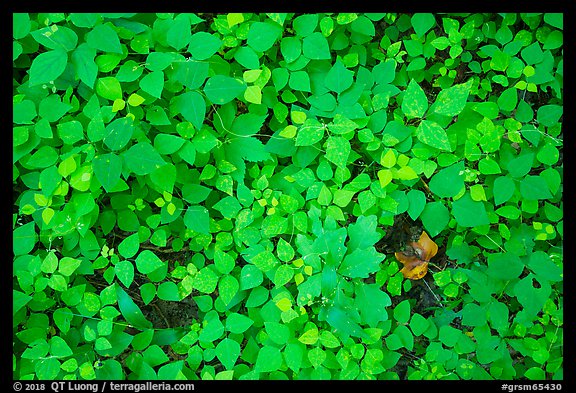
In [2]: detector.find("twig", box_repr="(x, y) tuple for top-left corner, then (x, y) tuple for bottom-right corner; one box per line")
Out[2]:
(423, 278), (444, 307)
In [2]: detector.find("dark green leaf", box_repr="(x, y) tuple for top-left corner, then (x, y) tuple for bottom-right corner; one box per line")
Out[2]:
(204, 75), (246, 105)
(86, 23), (122, 53)
(28, 49), (68, 86)
(452, 193), (490, 227)
(247, 22), (282, 52)
(188, 32), (221, 60)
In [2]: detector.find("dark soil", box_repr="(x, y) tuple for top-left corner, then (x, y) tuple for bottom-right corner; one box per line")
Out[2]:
(143, 297), (199, 329)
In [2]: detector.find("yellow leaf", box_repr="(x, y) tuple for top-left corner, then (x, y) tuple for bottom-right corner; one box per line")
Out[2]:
(42, 207), (55, 225)
(275, 297), (292, 312)
(280, 125), (297, 138)
(244, 85), (262, 104)
(127, 93), (145, 107)
(380, 149), (397, 168)
(34, 193), (49, 207)
(112, 99), (125, 112)
(378, 169), (392, 188)
(167, 202), (176, 216)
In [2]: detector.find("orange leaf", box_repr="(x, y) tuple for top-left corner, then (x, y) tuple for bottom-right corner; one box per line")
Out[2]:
(394, 251), (420, 265)
(410, 230), (438, 261)
(400, 260), (429, 280)
(395, 251), (429, 280)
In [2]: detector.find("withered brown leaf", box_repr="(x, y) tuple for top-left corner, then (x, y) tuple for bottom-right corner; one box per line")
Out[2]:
(395, 230), (438, 280)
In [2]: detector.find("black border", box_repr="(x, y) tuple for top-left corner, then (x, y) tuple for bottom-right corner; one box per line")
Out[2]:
(6, 2), (573, 390)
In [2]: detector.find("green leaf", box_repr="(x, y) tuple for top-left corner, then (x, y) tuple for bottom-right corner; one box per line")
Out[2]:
(288, 71), (310, 92)
(486, 252), (524, 280)
(36, 358), (61, 379)
(338, 248), (385, 278)
(536, 142), (560, 165)
(296, 121), (325, 146)
(226, 313), (254, 334)
(240, 265), (263, 290)
(452, 193), (490, 227)
(493, 176), (516, 205)
(93, 153), (122, 192)
(13, 100), (36, 124)
(184, 206), (210, 234)
(86, 23), (122, 54)
(58, 257), (81, 276)
(403, 79), (428, 118)
(143, 345), (169, 367)
(123, 142), (166, 176)
(226, 136), (271, 162)
(409, 313), (430, 336)
(527, 251), (562, 282)
(411, 13), (436, 38)
(251, 250), (279, 273)
(537, 105), (563, 128)
(255, 345), (282, 373)
(199, 313), (225, 343)
(497, 88), (518, 112)
(234, 46), (260, 69)
(416, 120), (452, 151)
(429, 161), (465, 198)
(244, 85), (262, 104)
(276, 238), (295, 262)
(281, 37), (301, 63)
(139, 71), (164, 99)
(283, 343), (304, 372)
(135, 250), (165, 275)
(170, 91), (205, 130)
(204, 75), (246, 105)
(302, 32), (331, 60)
(13, 290), (32, 315)
(115, 285), (152, 329)
(355, 283), (391, 327)
(103, 117), (134, 151)
(218, 275), (239, 306)
(13, 13), (31, 40)
(393, 300), (411, 324)
(173, 60), (209, 90)
(420, 201), (450, 237)
(96, 77), (122, 101)
(372, 59), (397, 85)
(188, 31), (222, 60)
(28, 49), (68, 86)
(325, 306), (368, 340)
(32, 25), (78, 51)
(431, 80), (472, 117)
(406, 189), (426, 220)
(248, 22), (283, 52)
(325, 136), (351, 170)
(166, 14), (192, 50)
(193, 267), (219, 294)
(57, 120), (83, 145)
(14, 222), (37, 256)
(114, 260), (135, 288)
(154, 134), (185, 155)
(213, 196), (242, 219)
(347, 215), (381, 250)
(71, 44), (98, 88)
(265, 322), (290, 345)
(520, 175), (553, 200)
(157, 281), (180, 301)
(215, 338), (240, 370)
(118, 233), (140, 259)
(325, 59), (354, 94)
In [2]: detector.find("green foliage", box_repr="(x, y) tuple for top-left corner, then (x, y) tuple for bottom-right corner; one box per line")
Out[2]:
(13, 12), (562, 381)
